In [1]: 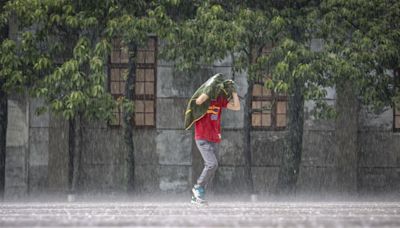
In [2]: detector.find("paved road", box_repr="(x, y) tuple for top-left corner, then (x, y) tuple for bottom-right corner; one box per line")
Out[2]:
(1, 201), (400, 227)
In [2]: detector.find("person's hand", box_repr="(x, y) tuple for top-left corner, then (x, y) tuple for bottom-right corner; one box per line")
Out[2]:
(227, 92), (240, 111)
(224, 80), (238, 93)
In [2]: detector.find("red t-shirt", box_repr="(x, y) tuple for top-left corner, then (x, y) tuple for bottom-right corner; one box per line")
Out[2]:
(195, 96), (229, 143)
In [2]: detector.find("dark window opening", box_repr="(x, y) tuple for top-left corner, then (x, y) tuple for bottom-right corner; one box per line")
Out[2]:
(251, 42), (288, 130)
(109, 37), (157, 127)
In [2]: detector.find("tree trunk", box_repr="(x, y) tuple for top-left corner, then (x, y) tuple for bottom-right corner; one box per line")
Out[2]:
(0, 0), (9, 199)
(335, 81), (359, 194)
(243, 79), (254, 193)
(68, 118), (74, 192)
(0, 89), (7, 200)
(277, 79), (304, 195)
(69, 114), (83, 194)
(125, 42), (137, 193)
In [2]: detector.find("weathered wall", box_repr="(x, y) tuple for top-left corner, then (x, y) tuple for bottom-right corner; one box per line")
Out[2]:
(297, 118), (337, 195)
(6, 97), (67, 198)
(133, 129), (158, 193)
(47, 114), (69, 194)
(358, 109), (400, 195)
(250, 131), (286, 194)
(5, 95), (29, 199)
(80, 125), (128, 193)
(27, 99), (49, 196)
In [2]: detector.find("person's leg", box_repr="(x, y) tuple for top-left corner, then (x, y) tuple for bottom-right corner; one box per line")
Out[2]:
(195, 139), (218, 188)
(206, 142), (219, 190)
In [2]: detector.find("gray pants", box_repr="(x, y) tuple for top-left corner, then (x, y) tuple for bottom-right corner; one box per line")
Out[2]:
(195, 139), (219, 188)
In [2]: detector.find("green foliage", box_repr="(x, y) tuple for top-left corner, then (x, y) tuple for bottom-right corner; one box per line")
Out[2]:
(0, 39), (23, 92)
(2, 0), (400, 122)
(154, 2), (237, 71)
(231, 7), (283, 77)
(155, 1), (338, 118)
(320, 0), (400, 111)
(1, 0), (118, 121)
(0, 0), (161, 123)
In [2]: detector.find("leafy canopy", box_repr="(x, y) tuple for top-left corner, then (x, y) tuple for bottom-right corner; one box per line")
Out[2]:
(0, 0), (159, 121)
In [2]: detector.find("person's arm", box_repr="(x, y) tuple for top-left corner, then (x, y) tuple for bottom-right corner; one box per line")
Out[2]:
(227, 92), (240, 110)
(195, 93), (209, 105)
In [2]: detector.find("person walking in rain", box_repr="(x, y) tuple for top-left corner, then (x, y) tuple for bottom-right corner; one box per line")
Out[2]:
(189, 78), (240, 205)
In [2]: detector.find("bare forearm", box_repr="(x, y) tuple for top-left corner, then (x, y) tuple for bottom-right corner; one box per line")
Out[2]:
(196, 93), (209, 105)
(228, 92), (240, 110)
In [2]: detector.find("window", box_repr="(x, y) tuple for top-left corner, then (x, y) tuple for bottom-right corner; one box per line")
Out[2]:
(251, 43), (288, 130)
(134, 38), (156, 127)
(109, 37), (157, 127)
(394, 68), (400, 131)
(109, 38), (128, 126)
(252, 84), (288, 129)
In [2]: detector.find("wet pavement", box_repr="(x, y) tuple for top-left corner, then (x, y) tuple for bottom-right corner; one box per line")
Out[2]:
(1, 201), (400, 227)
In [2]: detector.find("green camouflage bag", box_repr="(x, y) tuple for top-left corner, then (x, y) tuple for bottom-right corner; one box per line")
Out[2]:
(184, 73), (237, 130)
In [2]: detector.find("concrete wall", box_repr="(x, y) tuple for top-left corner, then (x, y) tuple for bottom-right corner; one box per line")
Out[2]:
(134, 129), (158, 193)
(6, 97), (59, 198)
(80, 125), (128, 193)
(47, 114), (69, 194)
(5, 95), (29, 199)
(27, 99), (50, 196)
(358, 109), (400, 195)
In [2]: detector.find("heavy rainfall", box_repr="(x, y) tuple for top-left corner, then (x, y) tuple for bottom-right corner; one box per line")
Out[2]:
(1, 0), (400, 227)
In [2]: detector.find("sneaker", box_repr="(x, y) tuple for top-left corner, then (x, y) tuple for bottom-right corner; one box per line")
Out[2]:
(191, 195), (208, 206)
(192, 185), (205, 201)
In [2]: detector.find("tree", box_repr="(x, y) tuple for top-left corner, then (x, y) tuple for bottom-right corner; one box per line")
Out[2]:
(320, 0), (400, 111)
(106, 0), (160, 193)
(0, 0), (10, 199)
(1, 0), (162, 195)
(319, 0), (400, 193)
(267, 0), (400, 194)
(224, 4), (284, 194)
(0, 0), (48, 198)
(262, 1), (335, 195)
(1, 0), (117, 194)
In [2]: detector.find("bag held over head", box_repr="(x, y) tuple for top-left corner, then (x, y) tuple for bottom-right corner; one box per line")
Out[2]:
(184, 73), (237, 130)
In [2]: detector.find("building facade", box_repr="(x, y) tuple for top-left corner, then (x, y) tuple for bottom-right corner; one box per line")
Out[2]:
(4, 38), (400, 199)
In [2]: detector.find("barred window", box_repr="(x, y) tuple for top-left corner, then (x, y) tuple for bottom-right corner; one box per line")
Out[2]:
(134, 38), (156, 127)
(252, 84), (288, 129)
(109, 37), (157, 127)
(251, 43), (288, 130)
